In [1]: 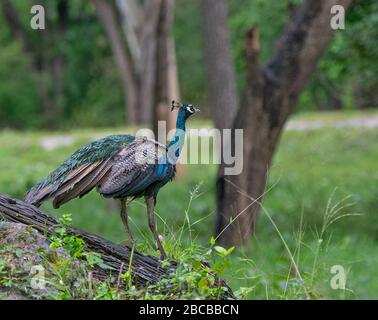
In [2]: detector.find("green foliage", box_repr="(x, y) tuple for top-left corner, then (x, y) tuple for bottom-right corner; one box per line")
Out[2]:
(0, 40), (40, 129)
(0, 0), (124, 129)
(0, 255), (24, 289)
(300, 0), (378, 111)
(0, 113), (378, 299)
(1, 0), (376, 129)
(176, 0), (378, 111)
(0, 199), (239, 300)
(48, 214), (239, 300)
(48, 213), (108, 269)
(136, 244), (236, 300)
(49, 214), (86, 258)
(228, 0), (291, 89)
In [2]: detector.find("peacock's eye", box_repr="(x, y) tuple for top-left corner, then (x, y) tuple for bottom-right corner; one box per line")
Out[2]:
(187, 105), (194, 113)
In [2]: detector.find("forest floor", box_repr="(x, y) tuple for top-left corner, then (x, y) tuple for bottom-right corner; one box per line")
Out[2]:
(0, 109), (377, 299)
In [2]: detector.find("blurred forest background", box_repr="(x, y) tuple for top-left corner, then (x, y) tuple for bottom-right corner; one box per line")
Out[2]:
(0, 0), (378, 299)
(0, 0), (377, 129)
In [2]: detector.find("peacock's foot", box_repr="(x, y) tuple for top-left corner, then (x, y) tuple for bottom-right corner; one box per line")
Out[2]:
(159, 250), (168, 261)
(157, 234), (167, 260)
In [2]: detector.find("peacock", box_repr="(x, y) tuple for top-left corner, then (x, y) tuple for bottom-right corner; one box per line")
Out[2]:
(25, 101), (199, 259)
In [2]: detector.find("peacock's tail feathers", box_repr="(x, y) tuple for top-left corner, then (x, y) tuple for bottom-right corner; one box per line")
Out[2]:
(25, 135), (176, 207)
(25, 134), (135, 207)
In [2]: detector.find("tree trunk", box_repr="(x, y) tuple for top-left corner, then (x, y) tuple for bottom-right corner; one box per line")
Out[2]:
(91, 0), (138, 124)
(0, 194), (234, 298)
(215, 0), (353, 246)
(200, 0), (238, 131)
(154, 0), (179, 137)
(94, 0), (179, 126)
(123, 0), (163, 124)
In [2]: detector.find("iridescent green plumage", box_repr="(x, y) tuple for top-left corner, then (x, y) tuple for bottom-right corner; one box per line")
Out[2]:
(34, 134), (135, 192)
(25, 102), (199, 260)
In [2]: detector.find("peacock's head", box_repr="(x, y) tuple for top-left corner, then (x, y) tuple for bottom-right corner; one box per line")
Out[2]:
(171, 100), (200, 119)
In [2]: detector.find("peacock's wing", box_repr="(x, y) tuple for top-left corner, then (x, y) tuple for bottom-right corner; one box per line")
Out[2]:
(98, 137), (172, 199)
(25, 134), (135, 208)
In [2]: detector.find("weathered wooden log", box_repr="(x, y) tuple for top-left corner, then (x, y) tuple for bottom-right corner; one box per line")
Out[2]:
(0, 194), (234, 299)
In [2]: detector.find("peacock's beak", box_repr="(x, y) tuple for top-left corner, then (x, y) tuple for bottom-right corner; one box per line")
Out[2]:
(194, 107), (200, 112)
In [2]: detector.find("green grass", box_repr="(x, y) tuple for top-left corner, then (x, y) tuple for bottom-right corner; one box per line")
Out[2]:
(0, 111), (377, 299)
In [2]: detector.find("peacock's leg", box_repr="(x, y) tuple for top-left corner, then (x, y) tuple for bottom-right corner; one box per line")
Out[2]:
(145, 196), (167, 260)
(120, 198), (134, 244)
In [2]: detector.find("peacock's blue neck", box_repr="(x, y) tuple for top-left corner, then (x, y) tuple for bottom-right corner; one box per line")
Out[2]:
(167, 110), (187, 162)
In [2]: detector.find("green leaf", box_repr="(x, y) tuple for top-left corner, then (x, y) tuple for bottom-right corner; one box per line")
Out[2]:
(198, 278), (209, 289)
(214, 246), (227, 256)
(225, 247), (235, 256)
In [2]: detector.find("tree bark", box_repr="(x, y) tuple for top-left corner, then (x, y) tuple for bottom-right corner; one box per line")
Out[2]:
(154, 0), (179, 137)
(0, 194), (234, 298)
(215, 0), (353, 246)
(200, 0), (238, 131)
(91, 0), (138, 124)
(93, 0), (179, 126)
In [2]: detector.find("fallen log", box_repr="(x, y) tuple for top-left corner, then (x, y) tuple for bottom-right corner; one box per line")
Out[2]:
(0, 194), (234, 299)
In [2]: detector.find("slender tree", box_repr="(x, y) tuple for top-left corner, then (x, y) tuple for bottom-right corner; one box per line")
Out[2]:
(203, 0), (353, 246)
(200, 0), (238, 131)
(154, 0), (179, 138)
(92, 0), (179, 126)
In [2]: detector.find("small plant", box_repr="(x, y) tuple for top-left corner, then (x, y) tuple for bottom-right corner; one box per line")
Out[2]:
(135, 234), (238, 300)
(0, 257), (16, 288)
(42, 213), (115, 299)
(49, 213), (107, 269)
(49, 214), (85, 257)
